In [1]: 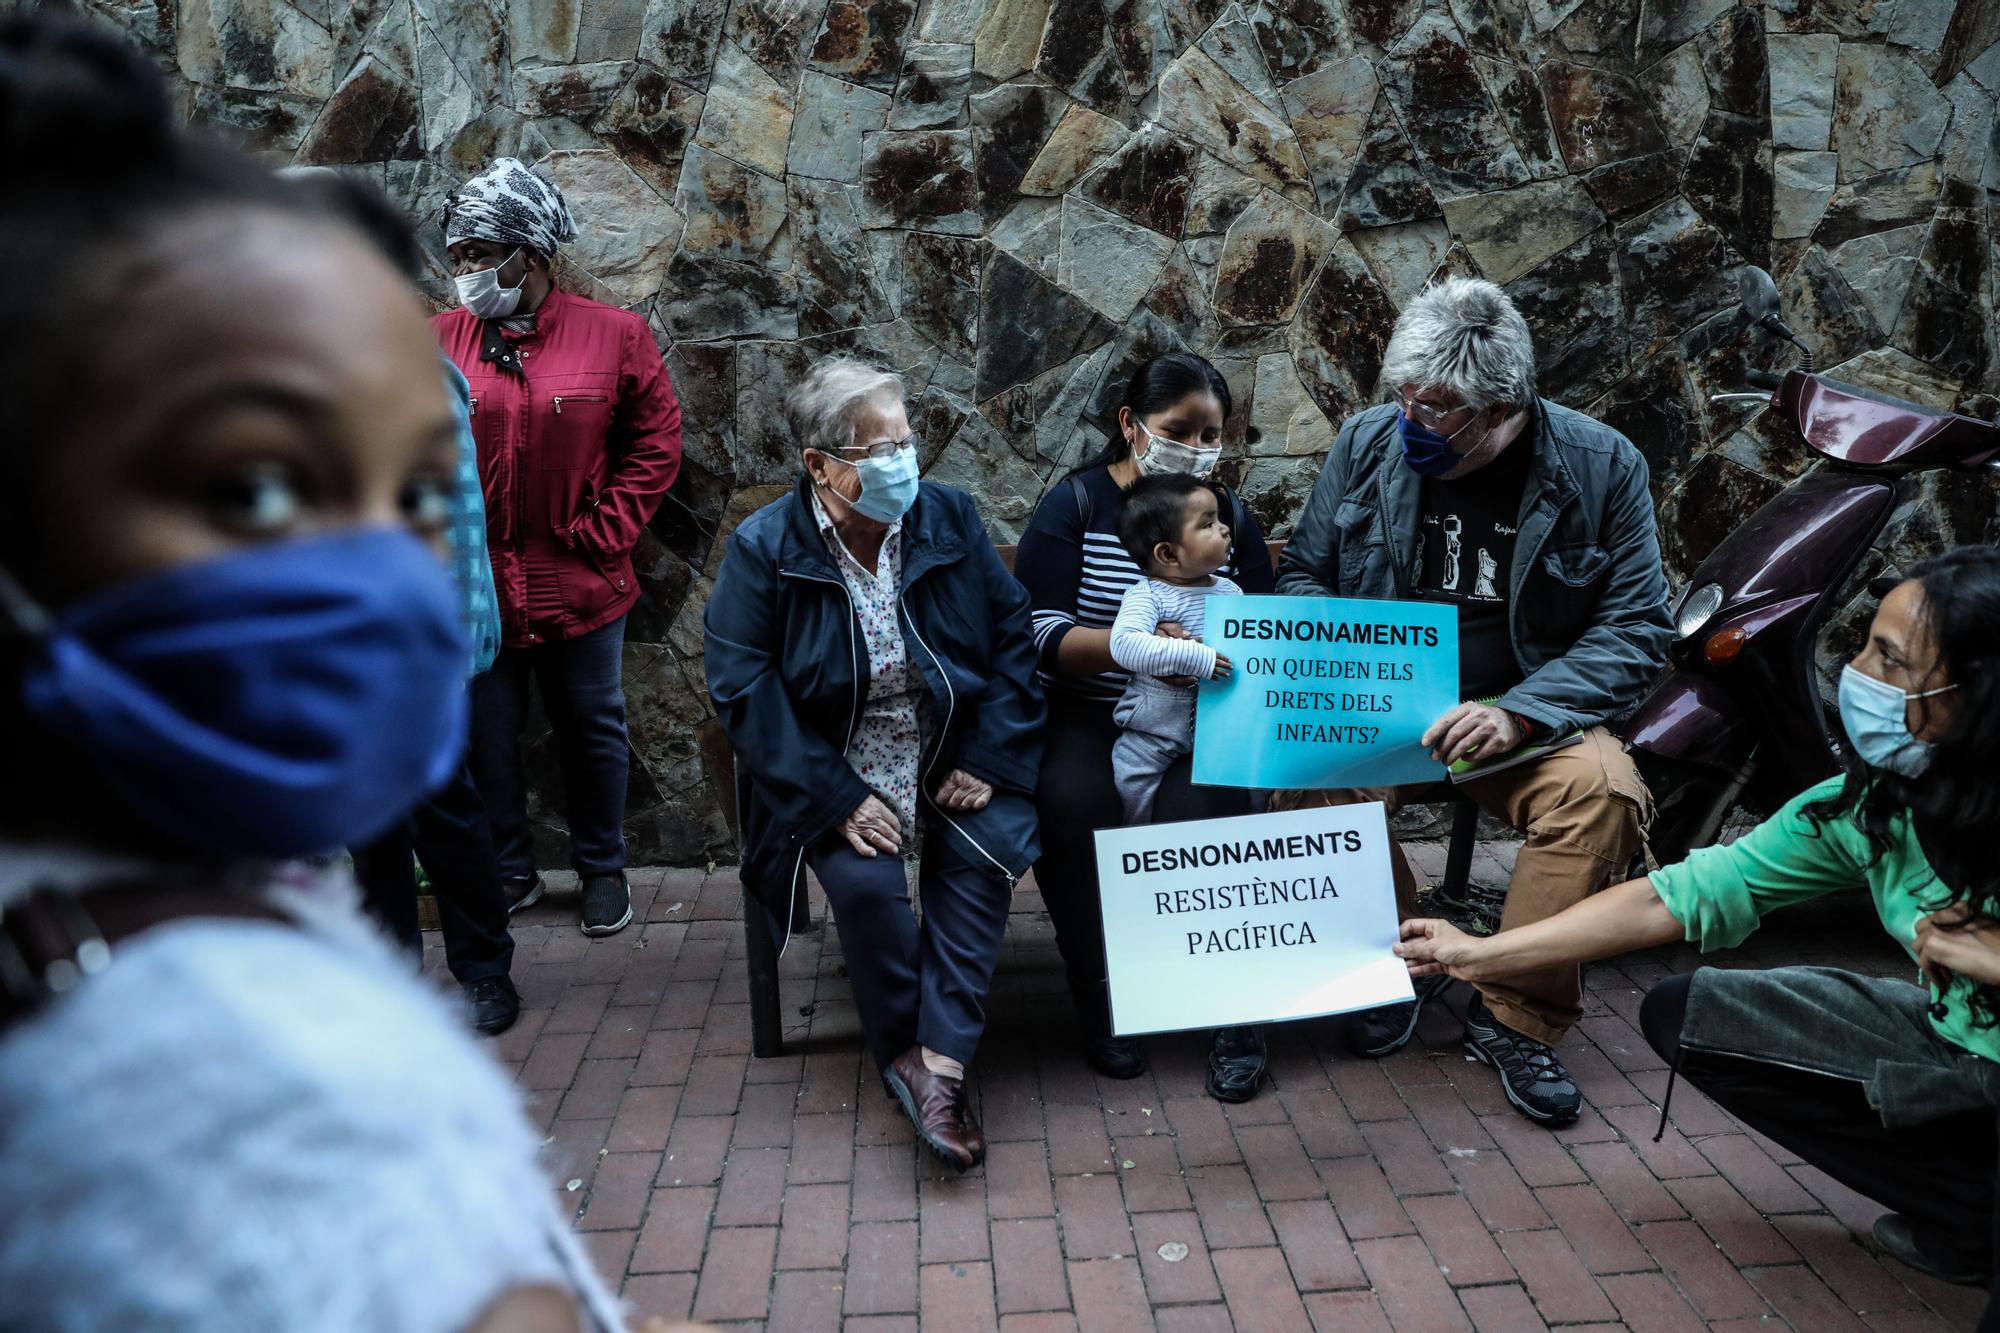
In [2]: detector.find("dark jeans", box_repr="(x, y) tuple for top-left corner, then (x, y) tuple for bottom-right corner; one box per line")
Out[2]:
(808, 835), (1013, 1071)
(471, 615), (630, 880)
(352, 755), (514, 985)
(1642, 972), (1998, 1319)
(1035, 692), (1253, 1032)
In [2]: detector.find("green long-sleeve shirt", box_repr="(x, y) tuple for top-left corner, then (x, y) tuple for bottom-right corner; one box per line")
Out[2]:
(1649, 777), (2000, 1065)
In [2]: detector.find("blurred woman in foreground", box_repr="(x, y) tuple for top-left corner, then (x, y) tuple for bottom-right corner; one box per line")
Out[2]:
(0, 18), (620, 1330)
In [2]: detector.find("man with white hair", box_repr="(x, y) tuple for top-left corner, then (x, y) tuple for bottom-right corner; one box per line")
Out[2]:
(1276, 277), (1672, 1127)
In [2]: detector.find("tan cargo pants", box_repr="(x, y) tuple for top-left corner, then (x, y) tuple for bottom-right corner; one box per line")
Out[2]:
(1270, 726), (1652, 1045)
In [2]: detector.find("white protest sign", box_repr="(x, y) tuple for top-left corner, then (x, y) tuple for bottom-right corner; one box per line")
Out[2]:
(1093, 803), (1414, 1036)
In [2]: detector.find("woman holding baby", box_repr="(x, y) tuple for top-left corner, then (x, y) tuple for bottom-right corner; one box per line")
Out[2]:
(1013, 353), (1278, 1100)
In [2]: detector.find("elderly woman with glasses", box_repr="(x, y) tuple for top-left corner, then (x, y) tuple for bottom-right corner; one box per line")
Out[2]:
(705, 356), (1045, 1171)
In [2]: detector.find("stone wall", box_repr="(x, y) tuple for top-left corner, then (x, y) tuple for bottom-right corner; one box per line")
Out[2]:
(79, 0), (2000, 864)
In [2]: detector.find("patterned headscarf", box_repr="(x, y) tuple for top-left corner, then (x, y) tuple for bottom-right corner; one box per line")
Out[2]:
(441, 157), (578, 257)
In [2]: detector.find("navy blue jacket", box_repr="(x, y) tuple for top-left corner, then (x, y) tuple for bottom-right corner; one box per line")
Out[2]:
(705, 477), (1045, 945)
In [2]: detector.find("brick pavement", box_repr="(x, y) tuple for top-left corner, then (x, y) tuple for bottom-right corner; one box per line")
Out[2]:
(430, 848), (1991, 1331)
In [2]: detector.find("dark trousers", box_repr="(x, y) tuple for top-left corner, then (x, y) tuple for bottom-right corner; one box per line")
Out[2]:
(808, 835), (1013, 1071)
(470, 614), (630, 880)
(1642, 972), (1998, 1318)
(353, 756), (514, 985)
(1034, 693), (1253, 1032)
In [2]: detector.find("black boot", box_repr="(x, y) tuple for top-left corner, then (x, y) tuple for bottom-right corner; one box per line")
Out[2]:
(1873, 1214), (1993, 1285)
(1206, 1025), (1267, 1103)
(1074, 978), (1146, 1079)
(465, 976), (521, 1036)
(1346, 973), (1454, 1058)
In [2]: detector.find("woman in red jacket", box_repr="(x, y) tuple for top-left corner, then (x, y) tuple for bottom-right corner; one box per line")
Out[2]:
(435, 158), (682, 936)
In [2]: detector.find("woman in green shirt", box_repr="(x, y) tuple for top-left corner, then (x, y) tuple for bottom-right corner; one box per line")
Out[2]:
(1400, 545), (2000, 1292)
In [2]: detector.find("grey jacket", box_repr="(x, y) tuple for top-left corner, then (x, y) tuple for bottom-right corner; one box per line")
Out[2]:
(1276, 401), (1672, 734)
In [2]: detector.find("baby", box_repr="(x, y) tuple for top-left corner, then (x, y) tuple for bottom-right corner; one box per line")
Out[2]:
(1109, 474), (1242, 822)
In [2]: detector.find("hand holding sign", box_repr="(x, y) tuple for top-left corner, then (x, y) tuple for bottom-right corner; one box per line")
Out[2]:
(1193, 595), (1460, 790)
(1395, 917), (1487, 980)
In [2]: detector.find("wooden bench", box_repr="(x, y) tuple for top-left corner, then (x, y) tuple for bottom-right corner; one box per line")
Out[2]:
(714, 539), (1481, 1058)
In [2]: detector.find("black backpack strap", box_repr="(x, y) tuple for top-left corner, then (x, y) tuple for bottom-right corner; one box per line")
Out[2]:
(1067, 473), (1093, 530)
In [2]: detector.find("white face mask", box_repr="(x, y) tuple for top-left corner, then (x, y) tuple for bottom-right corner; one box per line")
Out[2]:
(1133, 420), (1221, 479)
(453, 248), (525, 320)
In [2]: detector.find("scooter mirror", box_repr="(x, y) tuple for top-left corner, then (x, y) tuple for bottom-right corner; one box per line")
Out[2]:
(1739, 267), (1784, 325)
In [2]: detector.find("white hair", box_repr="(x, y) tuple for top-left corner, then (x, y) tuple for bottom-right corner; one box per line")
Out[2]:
(1378, 277), (1537, 412)
(785, 355), (906, 458)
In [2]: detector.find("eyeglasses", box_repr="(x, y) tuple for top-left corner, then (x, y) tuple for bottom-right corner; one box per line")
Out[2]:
(1391, 390), (1470, 430)
(834, 434), (919, 462)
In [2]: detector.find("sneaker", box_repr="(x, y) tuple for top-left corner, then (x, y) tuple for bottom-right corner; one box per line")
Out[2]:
(579, 873), (632, 936)
(1205, 1025), (1267, 1103)
(1083, 1033), (1148, 1080)
(465, 977), (521, 1036)
(1462, 994), (1581, 1126)
(502, 875), (544, 915)
(1873, 1213), (1993, 1285)
(1346, 974), (1454, 1058)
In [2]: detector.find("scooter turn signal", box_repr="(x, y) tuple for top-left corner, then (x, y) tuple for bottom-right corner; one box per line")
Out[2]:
(1703, 626), (1748, 666)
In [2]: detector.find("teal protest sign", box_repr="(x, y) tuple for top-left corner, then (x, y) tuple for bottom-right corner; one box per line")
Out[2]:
(1192, 595), (1459, 790)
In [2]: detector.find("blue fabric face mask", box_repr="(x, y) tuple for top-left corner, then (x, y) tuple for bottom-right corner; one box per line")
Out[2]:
(847, 445), (921, 524)
(1838, 663), (1957, 778)
(1398, 411), (1473, 478)
(7, 528), (469, 858)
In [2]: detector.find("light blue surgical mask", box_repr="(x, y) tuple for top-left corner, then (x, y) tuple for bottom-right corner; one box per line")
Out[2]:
(840, 444), (921, 524)
(1838, 664), (1958, 778)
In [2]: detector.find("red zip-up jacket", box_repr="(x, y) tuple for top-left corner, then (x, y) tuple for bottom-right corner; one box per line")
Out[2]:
(434, 287), (682, 648)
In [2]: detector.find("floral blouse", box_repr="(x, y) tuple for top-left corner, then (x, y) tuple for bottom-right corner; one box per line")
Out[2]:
(811, 495), (932, 849)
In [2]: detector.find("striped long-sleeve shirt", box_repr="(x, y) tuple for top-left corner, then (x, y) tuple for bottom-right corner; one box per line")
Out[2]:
(1012, 464), (1275, 704)
(1109, 577), (1242, 679)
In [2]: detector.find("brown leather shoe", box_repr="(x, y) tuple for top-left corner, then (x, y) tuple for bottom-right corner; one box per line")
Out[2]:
(958, 1093), (986, 1166)
(884, 1046), (977, 1171)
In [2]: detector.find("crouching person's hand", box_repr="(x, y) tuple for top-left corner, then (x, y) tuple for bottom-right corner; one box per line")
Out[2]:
(1396, 918), (1487, 981)
(1916, 902), (2000, 990)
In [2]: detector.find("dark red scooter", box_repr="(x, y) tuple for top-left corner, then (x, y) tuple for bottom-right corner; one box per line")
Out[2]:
(1617, 268), (2000, 863)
